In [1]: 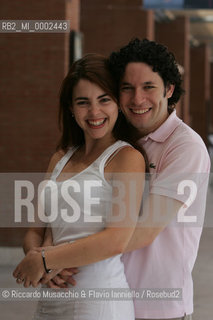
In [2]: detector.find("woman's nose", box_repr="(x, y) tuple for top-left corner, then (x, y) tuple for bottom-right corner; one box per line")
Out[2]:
(88, 102), (100, 115)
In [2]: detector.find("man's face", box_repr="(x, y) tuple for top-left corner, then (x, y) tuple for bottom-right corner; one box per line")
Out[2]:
(119, 62), (174, 136)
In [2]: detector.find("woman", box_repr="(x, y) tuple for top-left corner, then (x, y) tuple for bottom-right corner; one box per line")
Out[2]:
(13, 54), (145, 319)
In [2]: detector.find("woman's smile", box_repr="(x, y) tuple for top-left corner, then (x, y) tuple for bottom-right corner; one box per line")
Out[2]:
(86, 118), (107, 128)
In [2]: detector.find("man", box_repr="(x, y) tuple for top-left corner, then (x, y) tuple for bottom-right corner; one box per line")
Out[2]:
(108, 38), (210, 320)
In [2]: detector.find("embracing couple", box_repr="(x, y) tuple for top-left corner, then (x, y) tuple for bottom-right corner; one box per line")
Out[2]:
(13, 39), (210, 320)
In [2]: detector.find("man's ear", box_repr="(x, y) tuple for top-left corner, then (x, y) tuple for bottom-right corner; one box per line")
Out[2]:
(166, 84), (175, 99)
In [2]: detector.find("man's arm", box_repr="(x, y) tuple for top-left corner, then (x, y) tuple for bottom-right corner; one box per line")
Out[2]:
(125, 139), (210, 252)
(125, 193), (183, 252)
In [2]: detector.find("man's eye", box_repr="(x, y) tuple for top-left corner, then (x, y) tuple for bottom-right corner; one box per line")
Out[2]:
(144, 86), (155, 90)
(121, 86), (133, 91)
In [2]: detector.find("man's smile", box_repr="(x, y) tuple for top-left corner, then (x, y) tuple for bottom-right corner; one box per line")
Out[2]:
(130, 108), (152, 115)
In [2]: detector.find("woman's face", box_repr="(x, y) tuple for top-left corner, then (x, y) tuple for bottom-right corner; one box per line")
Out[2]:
(71, 79), (118, 142)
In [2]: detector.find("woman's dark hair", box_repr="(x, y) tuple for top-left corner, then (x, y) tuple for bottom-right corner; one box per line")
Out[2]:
(108, 38), (185, 111)
(58, 53), (149, 171)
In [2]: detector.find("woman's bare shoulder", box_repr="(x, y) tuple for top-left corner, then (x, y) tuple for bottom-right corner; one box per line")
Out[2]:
(46, 149), (66, 173)
(108, 146), (145, 173)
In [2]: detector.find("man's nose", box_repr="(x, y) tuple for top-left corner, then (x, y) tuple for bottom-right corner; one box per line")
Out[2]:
(132, 89), (145, 106)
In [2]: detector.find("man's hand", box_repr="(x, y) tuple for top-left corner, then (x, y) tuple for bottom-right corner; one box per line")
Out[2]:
(41, 268), (79, 288)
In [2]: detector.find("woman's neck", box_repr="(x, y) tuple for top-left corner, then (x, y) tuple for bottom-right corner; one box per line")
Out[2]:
(83, 135), (117, 157)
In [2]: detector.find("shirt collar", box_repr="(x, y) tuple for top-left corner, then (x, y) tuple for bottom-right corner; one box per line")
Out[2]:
(137, 110), (182, 144)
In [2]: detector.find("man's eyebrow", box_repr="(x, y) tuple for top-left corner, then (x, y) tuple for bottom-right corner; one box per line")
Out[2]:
(121, 82), (132, 86)
(144, 81), (155, 85)
(121, 81), (155, 86)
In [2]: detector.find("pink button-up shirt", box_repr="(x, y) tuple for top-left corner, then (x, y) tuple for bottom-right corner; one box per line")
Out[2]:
(122, 111), (210, 318)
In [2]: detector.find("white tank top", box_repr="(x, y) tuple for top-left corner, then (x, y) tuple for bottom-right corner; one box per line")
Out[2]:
(46, 140), (131, 245)
(43, 140), (132, 287)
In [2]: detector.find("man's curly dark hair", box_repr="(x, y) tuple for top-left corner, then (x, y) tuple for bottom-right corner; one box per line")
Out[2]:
(108, 38), (185, 108)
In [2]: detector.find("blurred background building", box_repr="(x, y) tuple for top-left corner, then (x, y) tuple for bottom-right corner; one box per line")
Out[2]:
(1, 0), (213, 176)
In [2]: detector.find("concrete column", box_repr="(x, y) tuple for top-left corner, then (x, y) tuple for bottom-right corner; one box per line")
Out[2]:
(155, 16), (190, 124)
(65, 0), (81, 69)
(80, 0), (155, 56)
(190, 44), (210, 145)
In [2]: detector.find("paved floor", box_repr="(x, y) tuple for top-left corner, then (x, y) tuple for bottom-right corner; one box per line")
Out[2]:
(0, 188), (213, 319)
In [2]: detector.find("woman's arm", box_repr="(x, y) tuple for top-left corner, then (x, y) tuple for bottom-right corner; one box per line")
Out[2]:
(13, 147), (145, 287)
(23, 227), (46, 254)
(22, 150), (79, 287)
(23, 150), (65, 254)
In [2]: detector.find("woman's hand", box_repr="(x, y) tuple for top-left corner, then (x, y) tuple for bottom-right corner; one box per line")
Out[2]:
(13, 249), (45, 288)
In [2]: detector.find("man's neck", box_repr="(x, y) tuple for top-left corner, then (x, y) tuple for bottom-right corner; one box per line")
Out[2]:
(129, 126), (146, 141)
(131, 111), (172, 141)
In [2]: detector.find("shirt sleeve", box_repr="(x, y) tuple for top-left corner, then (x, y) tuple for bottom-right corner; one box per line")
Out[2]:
(150, 142), (210, 204)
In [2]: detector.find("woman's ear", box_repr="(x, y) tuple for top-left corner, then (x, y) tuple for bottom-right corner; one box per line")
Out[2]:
(69, 106), (74, 117)
(166, 84), (175, 99)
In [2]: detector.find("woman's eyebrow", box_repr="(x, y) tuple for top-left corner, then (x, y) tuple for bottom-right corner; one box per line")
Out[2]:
(74, 97), (89, 101)
(74, 93), (108, 101)
(97, 93), (108, 99)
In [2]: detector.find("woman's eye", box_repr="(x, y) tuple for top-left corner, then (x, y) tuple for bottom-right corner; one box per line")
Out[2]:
(100, 98), (111, 103)
(77, 101), (88, 106)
